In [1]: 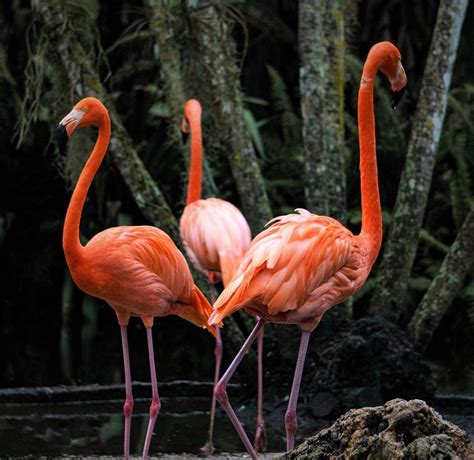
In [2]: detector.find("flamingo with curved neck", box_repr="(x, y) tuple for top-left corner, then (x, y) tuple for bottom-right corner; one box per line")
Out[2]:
(207, 42), (407, 458)
(179, 99), (268, 453)
(58, 97), (217, 460)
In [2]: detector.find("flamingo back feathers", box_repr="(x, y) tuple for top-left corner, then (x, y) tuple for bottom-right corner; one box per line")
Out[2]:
(209, 209), (366, 329)
(78, 226), (216, 333)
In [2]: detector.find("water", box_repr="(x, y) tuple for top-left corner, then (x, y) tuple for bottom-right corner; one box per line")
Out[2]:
(0, 381), (287, 457)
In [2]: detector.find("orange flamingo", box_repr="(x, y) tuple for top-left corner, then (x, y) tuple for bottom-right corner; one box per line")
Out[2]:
(179, 100), (268, 453)
(208, 42), (407, 458)
(56, 97), (218, 460)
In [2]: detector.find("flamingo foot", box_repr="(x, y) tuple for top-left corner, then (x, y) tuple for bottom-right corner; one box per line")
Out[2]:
(254, 419), (267, 452)
(200, 441), (215, 455)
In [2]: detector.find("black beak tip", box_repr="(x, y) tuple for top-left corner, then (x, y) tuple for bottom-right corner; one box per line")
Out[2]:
(56, 123), (69, 155)
(181, 131), (189, 145)
(391, 87), (406, 110)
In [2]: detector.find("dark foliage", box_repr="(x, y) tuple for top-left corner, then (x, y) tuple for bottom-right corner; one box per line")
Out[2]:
(0, 1), (472, 401)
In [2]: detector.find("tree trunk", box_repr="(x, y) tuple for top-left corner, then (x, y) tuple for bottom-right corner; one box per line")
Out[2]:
(149, 0), (218, 198)
(368, 0), (468, 321)
(299, 0), (346, 222)
(185, 2), (273, 233)
(408, 208), (474, 351)
(36, 1), (179, 241)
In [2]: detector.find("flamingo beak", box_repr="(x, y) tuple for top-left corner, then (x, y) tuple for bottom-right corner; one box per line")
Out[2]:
(56, 109), (86, 154)
(56, 124), (69, 156)
(390, 61), (407, 109)
(181, 117), (190, 144)
(391, 86), (406, 109)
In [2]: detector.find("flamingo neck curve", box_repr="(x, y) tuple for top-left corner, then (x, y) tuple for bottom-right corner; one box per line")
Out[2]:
(186, 108), (203, 205)
(358, 56), (383, 265)
(63, 110), (111, 268)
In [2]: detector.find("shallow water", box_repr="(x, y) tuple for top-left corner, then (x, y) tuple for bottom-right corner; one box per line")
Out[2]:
(0, 381), (288, 457)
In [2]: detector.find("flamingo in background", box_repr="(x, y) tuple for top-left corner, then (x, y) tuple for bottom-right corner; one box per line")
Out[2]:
(179, 99), (268, 453)
(208, 41), (407, 458)
(57, 97), (219, 460)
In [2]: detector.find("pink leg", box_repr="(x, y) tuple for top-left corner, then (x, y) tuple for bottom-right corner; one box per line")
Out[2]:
(285, 330), (311, 451)
(201, 327), (222, 455)
(201, 282), (221, 455)
(142, 327), (161, 459)
(254, 320), (267, 452)
(120, 325), (133, 460)
(214, 318), (265, 460)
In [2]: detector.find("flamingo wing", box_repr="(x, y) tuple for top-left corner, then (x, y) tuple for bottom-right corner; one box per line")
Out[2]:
(84, 226), (216, 332)
(209, 209), (364, 327)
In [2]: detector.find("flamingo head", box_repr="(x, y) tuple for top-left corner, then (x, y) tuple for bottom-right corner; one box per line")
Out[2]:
(56, 97), (107, 155)
(181, 99), (202, 144)
(368, 42), (407, 109)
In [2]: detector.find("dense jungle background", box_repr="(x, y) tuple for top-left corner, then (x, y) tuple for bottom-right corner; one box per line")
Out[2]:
(0, 0), (473, 416)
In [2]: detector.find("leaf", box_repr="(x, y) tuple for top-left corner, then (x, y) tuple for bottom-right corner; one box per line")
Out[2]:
(243, 108), (265, 158)
(149, 102), (171, 118)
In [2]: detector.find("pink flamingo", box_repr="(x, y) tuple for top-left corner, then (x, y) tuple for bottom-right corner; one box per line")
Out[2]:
(57, 97), (219, 459)
(179, 99), (267, 452)
(208, 42), (407, 458)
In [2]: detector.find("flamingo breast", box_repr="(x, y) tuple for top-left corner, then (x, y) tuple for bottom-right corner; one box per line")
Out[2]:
(180, 198), (251, 285)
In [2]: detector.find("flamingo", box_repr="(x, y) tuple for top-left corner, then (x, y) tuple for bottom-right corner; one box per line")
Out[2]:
(179, 99), (268, 453)
(208, 41), (407, 458)
(56, 97), (219, 460)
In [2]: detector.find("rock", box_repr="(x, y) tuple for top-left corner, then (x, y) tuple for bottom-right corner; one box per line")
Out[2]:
(305, 317), (436, 413)
(309, 392), (339, 418)
(281, 398), (473, 459)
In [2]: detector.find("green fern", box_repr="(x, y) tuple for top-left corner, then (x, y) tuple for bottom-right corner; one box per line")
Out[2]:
(266, 64), (302, 145)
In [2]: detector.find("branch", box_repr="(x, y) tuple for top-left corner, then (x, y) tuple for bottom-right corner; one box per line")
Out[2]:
(408, 207), (474, 350)
(368, 0), (468, 321)
(186, 2), (273, 233)
(37, 1), (179, 241)
(299, 0), (346, 222)
(149, 1), (218, 198)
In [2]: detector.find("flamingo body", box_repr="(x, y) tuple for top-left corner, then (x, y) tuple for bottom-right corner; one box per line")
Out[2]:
(57, 96), (216, 459)
(208, 42), (408, 458)
(210, 209), (369, 331)
(180, 197), (251, 286)
(179, 99), (262, 454)
(68, 225), (213, 330)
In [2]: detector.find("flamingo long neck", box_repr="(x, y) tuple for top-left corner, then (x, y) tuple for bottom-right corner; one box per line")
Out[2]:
(63, 114), (111, 267)
(358, 57), (383, 266)
(186, 110), (203, 204)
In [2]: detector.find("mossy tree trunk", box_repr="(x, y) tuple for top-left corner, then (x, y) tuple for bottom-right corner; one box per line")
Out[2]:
(408, 208), (474, 350)
(36, 1), (179, 241)
(149, 0), (218, 198)
(368, 0), (468, 322)
(299, 0), (346, 222)
(185, 1), (273, 233)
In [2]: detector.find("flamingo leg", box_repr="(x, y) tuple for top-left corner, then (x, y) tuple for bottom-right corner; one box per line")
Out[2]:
(285, 330), (311, 451)
(254, 320), (267, 452)
(120, 325), (133, 460)
(214, 318), (265, 460)
(142, 327), (161, 459)
(201, 282), (222, 455)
